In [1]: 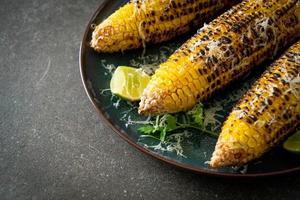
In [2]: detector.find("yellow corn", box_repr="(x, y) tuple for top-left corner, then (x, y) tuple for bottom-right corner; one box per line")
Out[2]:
(210, 40), (300, 168)
(90, 0), (239, 53)
(139, 0), (300, 115)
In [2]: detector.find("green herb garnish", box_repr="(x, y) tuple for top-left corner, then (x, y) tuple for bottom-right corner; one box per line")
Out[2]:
(138, 103), (218, 141)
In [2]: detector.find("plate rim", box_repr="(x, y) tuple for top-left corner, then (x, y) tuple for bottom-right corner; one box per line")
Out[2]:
(79, 0), (300, 178)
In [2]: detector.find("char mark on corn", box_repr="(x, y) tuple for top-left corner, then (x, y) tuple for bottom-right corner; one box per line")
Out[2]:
(210, 40), (300, 168)
(139, 0), (300, 115)
(91, 0), (240, 53)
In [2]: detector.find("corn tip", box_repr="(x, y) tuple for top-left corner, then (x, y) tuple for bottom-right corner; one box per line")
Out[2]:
(210, 143), (245, 168)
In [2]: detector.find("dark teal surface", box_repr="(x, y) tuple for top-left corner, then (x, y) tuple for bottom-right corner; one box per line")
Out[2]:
(81, 0), (300, 176)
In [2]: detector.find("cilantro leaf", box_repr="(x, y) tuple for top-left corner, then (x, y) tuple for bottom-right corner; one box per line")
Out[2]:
(137, 102), (218, 142)
(165, 114), (177, 131)
(188, 102), (204, 127)
(138, 125), (155, 134)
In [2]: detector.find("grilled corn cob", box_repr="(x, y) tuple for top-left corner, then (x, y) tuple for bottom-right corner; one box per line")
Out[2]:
(139, 0), (300, 115)
(91, 0), (239, 53)
(210, 40), (300, 168)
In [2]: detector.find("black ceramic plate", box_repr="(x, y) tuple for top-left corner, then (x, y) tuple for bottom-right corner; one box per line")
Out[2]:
(80, 0), (300, 177)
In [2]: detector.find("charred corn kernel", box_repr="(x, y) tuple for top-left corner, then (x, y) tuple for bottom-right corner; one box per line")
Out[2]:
(210, 40), (300, 168)
(139, 0), (300, 115)
(91, 0), (240, 53)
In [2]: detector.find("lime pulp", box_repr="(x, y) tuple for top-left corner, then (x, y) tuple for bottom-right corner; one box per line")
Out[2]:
(110, 66), (151, 101)
(283, 131), (300, 154)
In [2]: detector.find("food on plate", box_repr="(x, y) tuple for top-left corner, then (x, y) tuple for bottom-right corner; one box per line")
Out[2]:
(210, 40), (300, 168)
(139, 0), (300, 115)
(110, 66), (150, 101)
(90, 0), (240, 53)
(283, 131), (300, 154)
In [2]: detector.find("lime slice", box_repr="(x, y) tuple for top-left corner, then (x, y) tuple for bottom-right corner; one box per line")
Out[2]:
(283, 131), (300, 154)
(110, 66), (150, 101)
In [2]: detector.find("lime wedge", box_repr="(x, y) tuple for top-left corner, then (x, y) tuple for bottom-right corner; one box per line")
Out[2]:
(110, 66), (150, 101)
(283, 131), (300, 154)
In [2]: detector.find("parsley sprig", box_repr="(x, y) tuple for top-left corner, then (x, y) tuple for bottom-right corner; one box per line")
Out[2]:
(138, 103), (218, 141)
